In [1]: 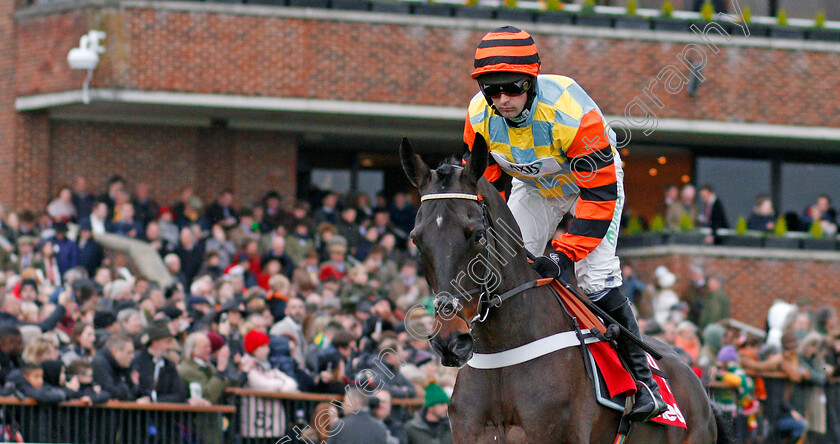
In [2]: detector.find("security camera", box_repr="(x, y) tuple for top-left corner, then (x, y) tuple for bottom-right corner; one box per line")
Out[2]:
(67, 30), (106, 71)
(67, 46), (99, 71)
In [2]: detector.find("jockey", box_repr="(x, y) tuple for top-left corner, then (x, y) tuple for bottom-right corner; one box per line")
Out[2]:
(463, 26), (667, 422)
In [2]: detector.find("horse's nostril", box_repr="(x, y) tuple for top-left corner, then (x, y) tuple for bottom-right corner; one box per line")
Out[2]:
(452, 333), (474, 356)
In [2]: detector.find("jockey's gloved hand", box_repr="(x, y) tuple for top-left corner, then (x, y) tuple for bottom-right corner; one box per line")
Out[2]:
(533, 251), (574, 279)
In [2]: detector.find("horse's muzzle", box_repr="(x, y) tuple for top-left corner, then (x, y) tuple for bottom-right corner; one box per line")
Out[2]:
(431, 332), (474, 367)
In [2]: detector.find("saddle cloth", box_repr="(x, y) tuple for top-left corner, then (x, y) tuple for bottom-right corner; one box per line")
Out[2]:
(551, 281), (687, 428)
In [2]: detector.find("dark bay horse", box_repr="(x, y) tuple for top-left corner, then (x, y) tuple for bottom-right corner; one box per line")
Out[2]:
(400, 135), (723, 444)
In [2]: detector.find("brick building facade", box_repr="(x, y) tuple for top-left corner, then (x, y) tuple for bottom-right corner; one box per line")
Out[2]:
(620, 246), (840, 328)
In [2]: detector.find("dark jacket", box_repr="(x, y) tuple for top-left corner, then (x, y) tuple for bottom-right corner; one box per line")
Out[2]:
(51, 236), (79, 276)
(0, 304), (66, 333)
(132, 349), (187, 403)
(205, 202), (239, 227)
(701, 198), (728, 234)
(328, 409), (390, 444)
(0, 350), (23, 386)
(405, 408), (453, 444)
(6, 369), (66, 404)
(77, 237), (105, 277)
(91, 348), (141, 401)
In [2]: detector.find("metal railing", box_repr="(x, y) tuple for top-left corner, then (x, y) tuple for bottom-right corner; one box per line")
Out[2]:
(0, 396), (235, 444)
(0, 391), (424, 444)
(226, 388), (423, 444)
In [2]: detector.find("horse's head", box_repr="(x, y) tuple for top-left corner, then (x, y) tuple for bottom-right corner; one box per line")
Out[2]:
(400, 135), (493, 367)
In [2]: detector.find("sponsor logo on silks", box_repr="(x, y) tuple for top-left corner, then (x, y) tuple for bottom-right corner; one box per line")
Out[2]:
(506, 161), (543, 176)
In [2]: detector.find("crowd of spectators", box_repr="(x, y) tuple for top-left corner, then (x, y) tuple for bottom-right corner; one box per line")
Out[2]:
(622, 261), (840, 444)
(658, 183), (838, 242)
(0, 174), (837, 443)
(0, 175), (454, 443)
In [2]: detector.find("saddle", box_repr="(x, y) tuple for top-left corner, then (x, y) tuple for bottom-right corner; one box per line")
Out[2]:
(549, 281), (687, 429)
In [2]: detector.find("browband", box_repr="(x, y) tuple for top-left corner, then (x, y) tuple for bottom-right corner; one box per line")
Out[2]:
(420, 193), (482, 202)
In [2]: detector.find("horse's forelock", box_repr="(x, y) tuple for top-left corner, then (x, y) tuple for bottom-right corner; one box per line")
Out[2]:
(433, 158), (465, 191)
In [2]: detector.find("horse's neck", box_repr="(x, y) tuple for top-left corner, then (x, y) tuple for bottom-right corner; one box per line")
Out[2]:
(471, 263), (571, 353)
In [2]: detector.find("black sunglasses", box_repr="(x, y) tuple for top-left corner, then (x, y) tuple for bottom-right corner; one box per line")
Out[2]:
(479, 77), (532, 98)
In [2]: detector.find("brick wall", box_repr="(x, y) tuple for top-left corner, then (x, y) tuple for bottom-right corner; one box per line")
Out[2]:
(12, 5), (840, 128)
(621, 250), (840, 328)
(6, 4), (840, 211)
(48, 121), (297, 207)
(0, 0), (17, 207)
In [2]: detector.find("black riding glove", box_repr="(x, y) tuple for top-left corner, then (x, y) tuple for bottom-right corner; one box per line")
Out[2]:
(533, 251), (574, 279)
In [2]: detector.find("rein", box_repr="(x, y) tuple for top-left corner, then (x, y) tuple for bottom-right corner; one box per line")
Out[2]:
(421, 192), (551, 332)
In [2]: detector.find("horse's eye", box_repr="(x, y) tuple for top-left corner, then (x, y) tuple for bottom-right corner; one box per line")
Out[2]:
(473, 229), (486, 243)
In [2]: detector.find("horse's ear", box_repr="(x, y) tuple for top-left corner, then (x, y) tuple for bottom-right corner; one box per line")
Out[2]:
(464, 134), (488, 186)
(400, 138), (431, 189)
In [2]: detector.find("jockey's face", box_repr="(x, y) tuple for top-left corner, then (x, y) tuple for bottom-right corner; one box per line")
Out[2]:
(490, 91), (528, 120)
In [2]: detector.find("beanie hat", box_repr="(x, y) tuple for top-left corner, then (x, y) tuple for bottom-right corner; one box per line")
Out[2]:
(472, 26), (540, 79)
(207, 332), (226, 353)
(717, 345), (738, 363)
(702, 323), (726, 354)
(424, 383), (450, 407)
(93, 311), (117, 329)
(244, 330), (270, 355)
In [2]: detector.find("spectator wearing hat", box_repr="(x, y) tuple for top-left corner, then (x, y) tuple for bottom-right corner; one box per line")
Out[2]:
(177, 196), (209, 231)
(652, 265), (679, 327)
(132, 319), (189, 404)
(156, 206), (180, 246)
(710, 345), (755, 442)
(405, 383), (453, 444)
(327, 386), (391, 444)
(269, 297), (307, 366)
(320, 235), (355, 277)
(242, 330), (298, 392)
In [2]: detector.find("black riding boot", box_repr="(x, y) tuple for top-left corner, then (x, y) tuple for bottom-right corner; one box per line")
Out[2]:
(594, 287), (667, 423)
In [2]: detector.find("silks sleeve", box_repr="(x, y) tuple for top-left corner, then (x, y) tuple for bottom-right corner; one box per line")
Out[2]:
(551, 109), (617, 262)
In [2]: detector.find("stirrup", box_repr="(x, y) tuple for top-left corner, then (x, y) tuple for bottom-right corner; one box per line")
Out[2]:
(629, 382), (667, 423)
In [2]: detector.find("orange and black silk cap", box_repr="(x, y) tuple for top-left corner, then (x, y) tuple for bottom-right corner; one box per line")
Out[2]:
(472, 26), (541, 79)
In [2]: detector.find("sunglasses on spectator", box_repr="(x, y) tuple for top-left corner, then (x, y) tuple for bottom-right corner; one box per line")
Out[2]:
(479, 77), (532, 98)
